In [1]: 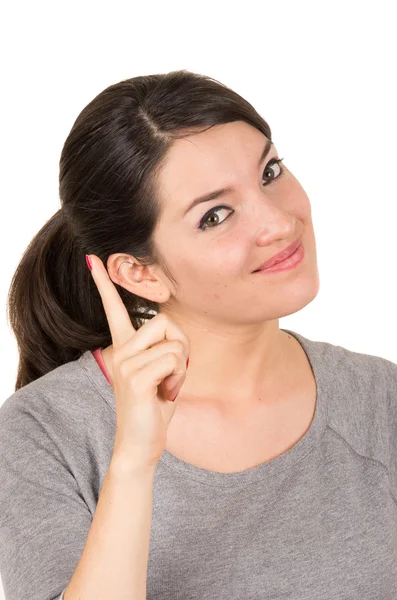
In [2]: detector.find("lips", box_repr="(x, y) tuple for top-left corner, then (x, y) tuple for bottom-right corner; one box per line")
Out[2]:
(255, 237), (302, 271)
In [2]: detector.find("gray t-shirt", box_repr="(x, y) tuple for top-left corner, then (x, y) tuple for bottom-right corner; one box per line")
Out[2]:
(1, 328), (397, 599)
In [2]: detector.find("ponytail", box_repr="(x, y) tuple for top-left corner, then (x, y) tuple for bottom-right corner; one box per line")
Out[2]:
(7, 210), (108, 390)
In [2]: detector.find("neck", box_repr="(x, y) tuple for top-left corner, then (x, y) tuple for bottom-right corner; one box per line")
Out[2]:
(100, 322), (301, 410)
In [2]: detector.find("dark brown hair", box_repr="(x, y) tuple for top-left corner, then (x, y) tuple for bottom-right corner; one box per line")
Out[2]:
(6, 69), (272, 390)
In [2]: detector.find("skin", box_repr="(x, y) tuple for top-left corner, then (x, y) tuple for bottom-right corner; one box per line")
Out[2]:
(100, 120), (320, 419)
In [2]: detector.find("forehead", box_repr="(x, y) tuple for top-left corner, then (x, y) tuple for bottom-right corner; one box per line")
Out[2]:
(158, 121), (270, 201)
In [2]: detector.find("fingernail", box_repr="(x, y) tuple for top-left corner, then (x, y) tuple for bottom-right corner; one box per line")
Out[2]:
(86, 255), (92, 271)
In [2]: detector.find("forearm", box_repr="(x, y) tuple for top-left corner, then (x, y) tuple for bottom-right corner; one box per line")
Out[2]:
(64, 454), (156, 600)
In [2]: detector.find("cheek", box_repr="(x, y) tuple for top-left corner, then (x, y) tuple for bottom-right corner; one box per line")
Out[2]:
(288, 177), (311, 212)
(210, 235), (250, 278)
(164, 228), (250, 288)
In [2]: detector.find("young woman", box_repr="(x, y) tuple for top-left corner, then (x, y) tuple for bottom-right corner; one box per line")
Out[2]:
(1, 70), (396, 600)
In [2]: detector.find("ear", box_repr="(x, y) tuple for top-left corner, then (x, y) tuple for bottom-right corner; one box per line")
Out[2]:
(106, 253), (172, 303)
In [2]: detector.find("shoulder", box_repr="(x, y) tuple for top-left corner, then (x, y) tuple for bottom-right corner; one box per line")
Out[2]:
(0, 351), (116, 516)
(317, 335), (397, 468)
(289, 330), (397, 457)
(290, 329), (397, 396)
(320, 336), (397, 398)
(0, 350), (114, 451)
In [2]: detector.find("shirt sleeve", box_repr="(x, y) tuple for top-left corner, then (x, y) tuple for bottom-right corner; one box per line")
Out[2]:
(0, 393), (93, 600)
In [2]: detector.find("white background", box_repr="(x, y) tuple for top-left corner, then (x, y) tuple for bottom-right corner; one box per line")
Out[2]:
(1, 1), (396, 597)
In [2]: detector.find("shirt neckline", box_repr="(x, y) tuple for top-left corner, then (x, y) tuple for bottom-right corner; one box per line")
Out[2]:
(78, 328), (328, 487)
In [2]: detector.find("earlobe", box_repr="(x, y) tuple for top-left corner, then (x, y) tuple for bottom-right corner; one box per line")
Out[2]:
(134, 281), (172, 304)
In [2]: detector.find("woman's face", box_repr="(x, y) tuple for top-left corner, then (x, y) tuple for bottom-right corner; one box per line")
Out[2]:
(153, 120), (320, 326)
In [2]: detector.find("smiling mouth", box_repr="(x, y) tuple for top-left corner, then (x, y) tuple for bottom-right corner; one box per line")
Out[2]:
(253, 237), (303, 272)
(253, 242), (304, 273)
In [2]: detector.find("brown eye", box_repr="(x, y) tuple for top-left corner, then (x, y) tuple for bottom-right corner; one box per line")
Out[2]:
(198, 206), (233, 231)
(262, 158), (285, 185)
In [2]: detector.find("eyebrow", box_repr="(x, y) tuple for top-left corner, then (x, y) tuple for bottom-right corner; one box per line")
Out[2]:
(183, 138), (273, 217)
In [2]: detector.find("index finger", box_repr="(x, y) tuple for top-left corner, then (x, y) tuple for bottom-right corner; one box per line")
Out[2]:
(87, 254), (136, 349)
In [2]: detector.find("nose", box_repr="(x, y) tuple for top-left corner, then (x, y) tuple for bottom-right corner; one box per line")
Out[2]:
(247, 194), (297, 246)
